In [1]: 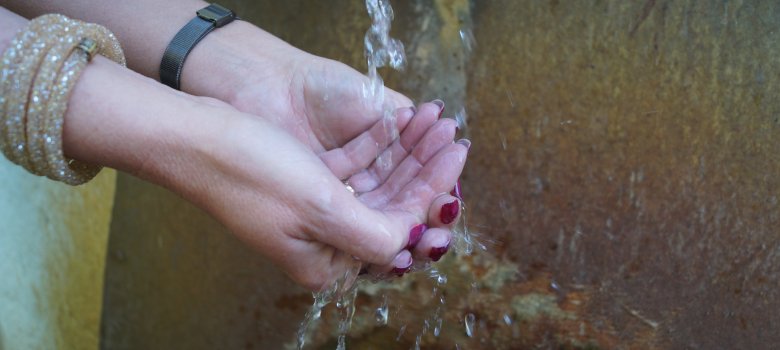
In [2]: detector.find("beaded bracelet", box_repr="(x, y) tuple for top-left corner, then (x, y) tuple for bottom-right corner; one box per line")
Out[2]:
(0, 14), (125, 185)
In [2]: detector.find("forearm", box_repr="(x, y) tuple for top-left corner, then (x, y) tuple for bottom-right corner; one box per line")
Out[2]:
(0, 0), (308, 101)
(0, 6), (224, 188)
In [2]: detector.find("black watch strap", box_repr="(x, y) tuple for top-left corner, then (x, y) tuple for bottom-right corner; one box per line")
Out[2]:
(160, 3), (236, 90)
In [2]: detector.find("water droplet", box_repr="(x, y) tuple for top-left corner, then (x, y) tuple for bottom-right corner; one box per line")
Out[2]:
(464, 313), (476, 337)
(503, 314), (513, 325)
(396, 325), (407, 341)
(437, 275), (448, 285)
(375, 298), (389, 325)
(454, 107), (468, 131)
(434, 317), (443, 337)
(459, 28), (476, 53)
(550, 280), (561, 292)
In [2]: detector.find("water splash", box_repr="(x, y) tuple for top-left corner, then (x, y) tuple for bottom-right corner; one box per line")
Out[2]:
(296, 262), (361, 350)
(296, 282), (338, 349)
(295, 1), (495, 347)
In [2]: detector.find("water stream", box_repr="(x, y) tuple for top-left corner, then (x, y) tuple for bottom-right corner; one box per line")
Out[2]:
(295, 1), (483, 348)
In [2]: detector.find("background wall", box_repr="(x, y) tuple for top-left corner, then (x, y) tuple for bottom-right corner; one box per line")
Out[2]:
(0, 163), (115, 350)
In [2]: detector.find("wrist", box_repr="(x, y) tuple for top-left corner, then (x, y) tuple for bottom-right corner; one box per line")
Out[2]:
(178, 18), (310, 106)
(62, 55), (218, 186)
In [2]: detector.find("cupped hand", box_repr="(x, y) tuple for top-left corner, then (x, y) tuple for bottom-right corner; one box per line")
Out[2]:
(214, 52), (468, 273)
(166, 99), (467, 291)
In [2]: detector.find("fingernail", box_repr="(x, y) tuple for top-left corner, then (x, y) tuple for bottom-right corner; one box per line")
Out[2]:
(429, 240), (451, 262)
(407, 224), (427, 249)
(391, 254), (413, 276)
(456, 138), (471, 150)
(432, 99), (445, 118)
(439, 199), (460, 224)
(450, 179), (462, 199)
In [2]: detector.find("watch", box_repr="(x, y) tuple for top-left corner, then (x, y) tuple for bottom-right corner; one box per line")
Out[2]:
(159, 3), (237, 90)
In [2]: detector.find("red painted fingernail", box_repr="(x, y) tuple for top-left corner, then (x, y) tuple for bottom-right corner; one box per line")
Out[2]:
(407, 224), (427, 249)
(391, 255), (413, 276)
(440, 199), (460, 224)
(429, 240), (451, 262)
(450, 179), (462, 199)
(432, 99), (445, 118)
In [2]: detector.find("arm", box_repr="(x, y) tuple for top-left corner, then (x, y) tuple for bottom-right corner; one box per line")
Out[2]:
(0, 6), (466, 289)
(0, 0), (415, 151)
(3, 0), (326, 104)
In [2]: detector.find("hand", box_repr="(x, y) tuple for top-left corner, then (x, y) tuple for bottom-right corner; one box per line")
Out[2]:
(184, 32), (469, 274)
(154, 101), (467, 290)
(220, 54), (468, 275)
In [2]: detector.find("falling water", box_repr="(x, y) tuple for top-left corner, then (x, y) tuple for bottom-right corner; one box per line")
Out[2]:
(296, 1), (406, 349)
(295, 1), (492, 348)
(363, 0), (406, 111)
(296, 263), (361, 350)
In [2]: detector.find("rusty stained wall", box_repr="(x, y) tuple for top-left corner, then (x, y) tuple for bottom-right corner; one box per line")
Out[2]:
(99, 0), (780, 349)
(465, 1), (780, 348)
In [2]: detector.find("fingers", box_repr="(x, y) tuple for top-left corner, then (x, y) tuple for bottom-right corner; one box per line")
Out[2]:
(347, 101), (444, 192)
(349, 142), (467, 277)
(358, 120), (462, 211)
(320, 106), (414, 179)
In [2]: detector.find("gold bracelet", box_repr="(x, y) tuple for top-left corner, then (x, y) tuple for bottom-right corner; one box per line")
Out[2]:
(0, 17), (48, 172)
(0, 14), (126, 185)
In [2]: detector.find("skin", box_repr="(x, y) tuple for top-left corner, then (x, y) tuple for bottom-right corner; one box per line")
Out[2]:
(0, 4), (469, 290)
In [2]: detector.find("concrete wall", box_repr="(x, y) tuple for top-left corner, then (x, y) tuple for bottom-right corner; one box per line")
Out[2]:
(0, 161), (115, 349)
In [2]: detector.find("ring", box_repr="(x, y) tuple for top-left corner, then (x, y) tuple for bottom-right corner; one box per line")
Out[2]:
(344, 181), (357, 196)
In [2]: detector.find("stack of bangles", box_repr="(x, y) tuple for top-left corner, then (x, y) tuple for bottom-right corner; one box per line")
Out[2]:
(0, 14), (125, 185)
